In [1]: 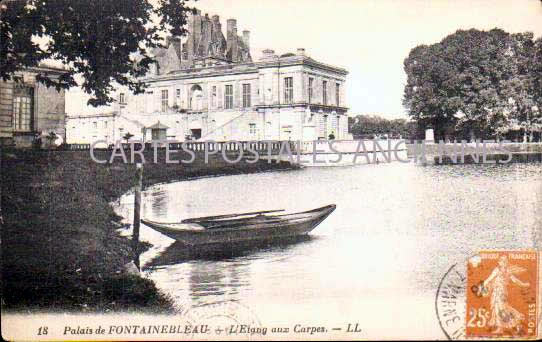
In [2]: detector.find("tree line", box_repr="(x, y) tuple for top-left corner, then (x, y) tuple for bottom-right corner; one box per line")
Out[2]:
(403, 28), (542, 142)
(348, 115), (417, 139)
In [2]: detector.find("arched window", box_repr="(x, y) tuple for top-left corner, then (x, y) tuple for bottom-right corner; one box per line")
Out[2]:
(190, 84), (203, 110)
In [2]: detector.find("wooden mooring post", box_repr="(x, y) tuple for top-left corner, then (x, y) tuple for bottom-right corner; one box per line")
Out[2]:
(132, 163), (143, 270)
(0, 146), (3, 229)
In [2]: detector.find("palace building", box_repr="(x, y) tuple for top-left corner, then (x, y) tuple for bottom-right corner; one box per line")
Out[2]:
(66, 10), (350, 144)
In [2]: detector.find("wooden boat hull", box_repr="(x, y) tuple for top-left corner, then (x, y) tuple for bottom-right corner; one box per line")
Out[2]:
(142, 204), (335, 246)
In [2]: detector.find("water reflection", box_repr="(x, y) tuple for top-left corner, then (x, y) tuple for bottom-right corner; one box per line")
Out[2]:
(150, 189), (168, 218)
(187, 260), (249, 299)
(142, 235), (318, 306)
(146, 235), (315, 267)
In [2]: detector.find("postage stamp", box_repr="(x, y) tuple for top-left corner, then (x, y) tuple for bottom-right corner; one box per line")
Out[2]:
(466, 251), (539, 339)
(436, 251), (540, 340)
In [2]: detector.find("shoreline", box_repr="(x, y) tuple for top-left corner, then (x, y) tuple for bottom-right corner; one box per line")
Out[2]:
(1, 148), (297, 313)
(405, 142), (542, 165)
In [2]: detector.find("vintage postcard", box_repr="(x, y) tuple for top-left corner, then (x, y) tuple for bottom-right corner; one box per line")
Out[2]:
(1, 0), (542, 340)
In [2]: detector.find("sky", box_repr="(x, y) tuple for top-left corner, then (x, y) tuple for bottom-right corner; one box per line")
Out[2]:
(67, 0), (542, 119)
(191, 0), (542, 119)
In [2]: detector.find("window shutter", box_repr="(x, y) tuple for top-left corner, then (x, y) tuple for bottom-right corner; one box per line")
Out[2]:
(314, 78), (320, 104)
(252, 81), (258, 107)
(217, 85), (223, 109)
(234, 82), (240, 108)
(156, 91), (161, 112)
(169, 88), (175, 108)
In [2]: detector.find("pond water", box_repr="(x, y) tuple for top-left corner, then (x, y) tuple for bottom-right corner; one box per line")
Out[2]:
(114, 162), (541, 339)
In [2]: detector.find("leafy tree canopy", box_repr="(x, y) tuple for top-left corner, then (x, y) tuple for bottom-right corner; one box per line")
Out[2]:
(1, 0), (195, 106)
(403, 28), (542, 140)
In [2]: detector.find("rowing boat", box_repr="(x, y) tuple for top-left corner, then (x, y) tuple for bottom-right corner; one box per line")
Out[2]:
(141, 204), (336, 246)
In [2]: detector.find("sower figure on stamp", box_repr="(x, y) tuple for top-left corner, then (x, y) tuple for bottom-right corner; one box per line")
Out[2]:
(479, 255), (530, 334)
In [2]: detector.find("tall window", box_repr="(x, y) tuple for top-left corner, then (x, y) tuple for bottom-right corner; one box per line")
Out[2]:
(284, 77), (293, 104)
(211, 86), (217, 108)
(318, 115), (327, 139)
(161, 89), (168, 112)
(93, 122), (97, 129)
(119, 93), (125, 104)
(331, 115), (338, 135)
(322, 80), (328, 105)
(12, 86), (33, 132)
(335, 83), (340, 106)
(308, 77), (314, 103)
(242, 83), (251, 108)
(225, 84), (233, 109)
(175, 88), (181, 105)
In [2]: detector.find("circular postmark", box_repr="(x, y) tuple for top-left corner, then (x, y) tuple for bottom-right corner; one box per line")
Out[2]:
(435, 262), (467, 340)
(184, 301), (263, 338)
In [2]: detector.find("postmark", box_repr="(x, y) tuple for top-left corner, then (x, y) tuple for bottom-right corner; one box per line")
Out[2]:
(184, 301), (264, 337)
(436, 262), (467, 340)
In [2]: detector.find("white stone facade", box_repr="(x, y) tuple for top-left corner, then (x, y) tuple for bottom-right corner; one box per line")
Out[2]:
(66, 13), (349, 144)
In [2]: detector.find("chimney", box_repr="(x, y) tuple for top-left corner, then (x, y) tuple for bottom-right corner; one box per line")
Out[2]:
(242, 30), (250, 49)
(193, 13), (202, 41)
(227, 18), (238, 62)
(186, 10), (202, 62)
(297, 48), (306, 56)
(260, 49), (276, 60)
(211, 15), (222, 46)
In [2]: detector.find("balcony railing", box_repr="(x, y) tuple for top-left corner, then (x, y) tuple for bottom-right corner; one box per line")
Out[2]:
(61, 140), (297, 154)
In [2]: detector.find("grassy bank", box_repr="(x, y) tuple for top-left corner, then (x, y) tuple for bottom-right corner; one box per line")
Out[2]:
(1, 148), (296, 312)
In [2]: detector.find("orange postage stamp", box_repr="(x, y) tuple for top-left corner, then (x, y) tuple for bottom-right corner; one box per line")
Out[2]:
(466, 250), (539, 339)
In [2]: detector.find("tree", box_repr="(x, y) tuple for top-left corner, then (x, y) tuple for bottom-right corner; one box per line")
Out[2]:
(509, 36), (542, 141)
(403, 29), (538, 141)
(1, 0), (195, 106)
(498, 33), (541, 141)
(402, 43), (459, 141)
